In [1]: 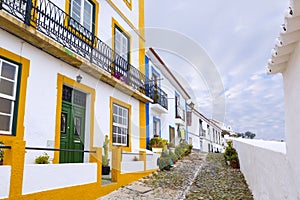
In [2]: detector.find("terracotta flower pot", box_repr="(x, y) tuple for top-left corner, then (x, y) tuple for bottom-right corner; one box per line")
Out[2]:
(230, 161), (239, 169)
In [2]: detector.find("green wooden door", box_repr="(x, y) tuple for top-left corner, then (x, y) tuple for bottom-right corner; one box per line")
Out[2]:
(60, 85), (86, 163)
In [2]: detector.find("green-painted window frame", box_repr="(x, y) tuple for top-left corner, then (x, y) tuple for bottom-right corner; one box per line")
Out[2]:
(0, 56), (22, 136)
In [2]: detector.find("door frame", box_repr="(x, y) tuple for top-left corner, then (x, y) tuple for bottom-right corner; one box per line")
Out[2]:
(53, 74), (95, 164)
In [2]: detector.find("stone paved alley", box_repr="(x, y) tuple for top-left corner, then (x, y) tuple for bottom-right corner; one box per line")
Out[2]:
(98, 152), (253, 200)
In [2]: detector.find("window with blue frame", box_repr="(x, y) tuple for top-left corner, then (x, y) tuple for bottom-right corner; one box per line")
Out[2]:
(153, 117), (161, 137)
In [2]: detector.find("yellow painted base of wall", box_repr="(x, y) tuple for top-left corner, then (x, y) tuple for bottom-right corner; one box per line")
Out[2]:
(2, 170), (157, 200)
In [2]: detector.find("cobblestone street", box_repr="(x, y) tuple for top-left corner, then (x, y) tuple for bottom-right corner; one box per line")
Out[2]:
(98, 152), (253, 200)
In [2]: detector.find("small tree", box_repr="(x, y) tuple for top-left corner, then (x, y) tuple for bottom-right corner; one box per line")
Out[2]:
(102, 135), (110, 167)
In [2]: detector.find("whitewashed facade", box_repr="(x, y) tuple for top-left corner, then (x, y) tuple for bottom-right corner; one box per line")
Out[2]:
(145, 48), (190, 147)
(186, 104), (223, 152)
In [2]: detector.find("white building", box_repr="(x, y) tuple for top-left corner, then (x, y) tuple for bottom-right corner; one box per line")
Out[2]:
(146, 48), (190, 147)
(186, 103), (223, 152)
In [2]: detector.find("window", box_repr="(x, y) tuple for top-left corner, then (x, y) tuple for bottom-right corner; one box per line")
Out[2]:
(153, 117), (161, 137)
(112, 103), (129, 146)
(114, 25), (130, 62)
(175, 93), (180, 118)
(70, 0), (95, 33)
(0, 59), (19, 135)
(186, 111), (192, 126)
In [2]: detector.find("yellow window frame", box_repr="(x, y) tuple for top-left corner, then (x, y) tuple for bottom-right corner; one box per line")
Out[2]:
(64, 0), (99, 45)
(110, 96), (132, 152)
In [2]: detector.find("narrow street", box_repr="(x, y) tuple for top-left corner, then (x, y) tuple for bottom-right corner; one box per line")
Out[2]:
(98, 152), (253, 200)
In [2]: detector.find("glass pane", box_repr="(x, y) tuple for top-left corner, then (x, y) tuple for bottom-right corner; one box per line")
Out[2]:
(112, 133), (116, 143)
(74, 89), (86, 107)
(113, 115), (117, 123)
(2, 61), (16, 80)
(71, 0), (81, 22)
(0, 114), (10, 132)
(0, 97), (12, 114)
(62, 85), (72, 102)
(83, 0), (92, 31)
(0, 78), (14, 97)
(74, 116), (81, 136)
(61, 113), (67, 134)
(113, 104), (117, 114)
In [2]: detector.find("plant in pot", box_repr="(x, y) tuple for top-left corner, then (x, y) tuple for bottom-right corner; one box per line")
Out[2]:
(169, 149), (178, 164)
(175, 145), (184, 160)
(35, 152), (50, 164)
(224, 140), (239, 168)
(0, 141), (4, 165)
(168, 142), (175, 153)
(149, 137), (163, 153)
(229, 151), (240, 169)
(102, 135), (110, 175)
(157, 150), (172, 170)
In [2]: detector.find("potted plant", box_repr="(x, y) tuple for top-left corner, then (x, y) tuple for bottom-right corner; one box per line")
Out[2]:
(149, 137), (164, 153)
(230, 152), (240, 169)
(168, 143), (175, 153)
(169, 150), (178, 164)
(224, 140), (239, 168)
(157, 151), (172, 170)
(133, 156), (139, 161)
(0, 141), (4, 165)
(35, 152), (50, 164)
(102, 135), (110, 175)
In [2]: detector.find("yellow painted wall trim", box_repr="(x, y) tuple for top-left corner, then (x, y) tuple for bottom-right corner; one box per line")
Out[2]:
(109, 96), (132, 152)
(106, 0), (145, 41)
(122, 0), (132, 10)
(112, 17), (132, 65)
(0, 47), (30, 198)
(138, 0), (146, 149)
(0, 47), (30, 141)
(53, 74), (96, 164)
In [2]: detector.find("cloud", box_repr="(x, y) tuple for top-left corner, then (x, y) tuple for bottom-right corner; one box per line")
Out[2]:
(145, 0), (287, 140)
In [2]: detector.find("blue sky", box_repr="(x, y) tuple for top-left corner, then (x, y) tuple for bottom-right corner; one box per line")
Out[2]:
(145, 0), (289, 140)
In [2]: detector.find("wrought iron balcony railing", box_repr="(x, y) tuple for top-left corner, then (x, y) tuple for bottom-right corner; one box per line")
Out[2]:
(0, 0), (147, 95)
(147, 84), (168, 110)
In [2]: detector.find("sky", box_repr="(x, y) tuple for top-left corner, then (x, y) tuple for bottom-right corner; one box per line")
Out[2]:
(144, 0), (289, 140)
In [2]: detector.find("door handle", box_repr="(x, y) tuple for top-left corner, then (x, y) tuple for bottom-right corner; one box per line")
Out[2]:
(74, 140), (81, 143)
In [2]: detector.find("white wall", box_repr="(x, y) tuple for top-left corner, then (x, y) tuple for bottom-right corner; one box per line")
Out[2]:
(0, 166), (11, 199)
(121, 161), (144, 173)
(146, 153), (159, 171)
(233, 139), (299, 200)
(283, 40), (300, 197)
(22, 163), (97, 194)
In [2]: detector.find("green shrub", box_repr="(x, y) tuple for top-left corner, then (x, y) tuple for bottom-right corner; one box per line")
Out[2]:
(149, 137), (163, 148)
(35, 153), (50, 164)
(157, 153), (172, 170)
(102, 135), (110, 167)
(175, 146), (184, 159)
(169, 150), (178, 162)
(224, 140), (239, 167)
(0, 141), (4, 161)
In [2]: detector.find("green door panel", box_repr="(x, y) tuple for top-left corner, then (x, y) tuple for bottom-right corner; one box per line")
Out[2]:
(60, 92), (86, 163)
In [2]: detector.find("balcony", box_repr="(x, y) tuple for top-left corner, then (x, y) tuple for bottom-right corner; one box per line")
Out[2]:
(0, 0), (151, 102)
(147, 84), (168, 111)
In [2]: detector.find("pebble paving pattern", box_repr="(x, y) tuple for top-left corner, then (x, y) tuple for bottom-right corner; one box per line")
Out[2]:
(99, 152), (253, 200)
